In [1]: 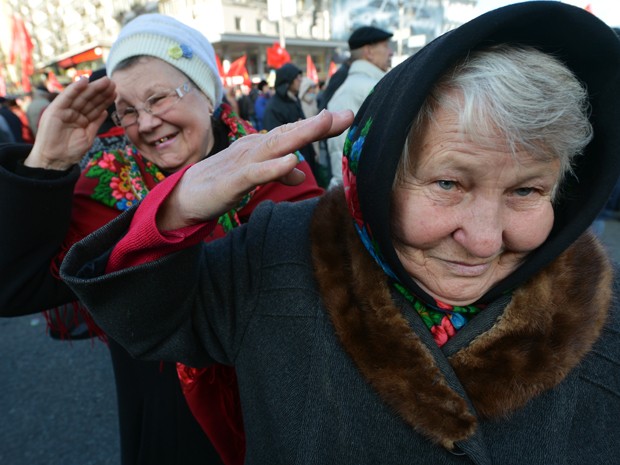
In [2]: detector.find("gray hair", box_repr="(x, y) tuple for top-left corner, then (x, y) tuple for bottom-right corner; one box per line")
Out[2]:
(350, 48), (366, 61)
(396, 44), (593, 194)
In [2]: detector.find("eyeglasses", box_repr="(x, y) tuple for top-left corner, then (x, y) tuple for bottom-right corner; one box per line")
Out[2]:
(111, 81), (193, 128)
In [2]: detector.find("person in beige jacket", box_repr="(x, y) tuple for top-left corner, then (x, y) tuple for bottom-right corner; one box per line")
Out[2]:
(326, 26), (392, 188)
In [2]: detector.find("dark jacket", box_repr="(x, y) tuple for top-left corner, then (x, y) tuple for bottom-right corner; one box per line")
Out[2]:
(60, 2), (620, 464)
(0, 106), (25, 142)
(61, 188), (619, 465)
(262, 63), (305, 130)
(262, 64), (316, 166)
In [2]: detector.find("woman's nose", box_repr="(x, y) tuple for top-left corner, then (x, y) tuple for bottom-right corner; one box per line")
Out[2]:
(136, 110), (161, 132)
(452, 198), (504, 258)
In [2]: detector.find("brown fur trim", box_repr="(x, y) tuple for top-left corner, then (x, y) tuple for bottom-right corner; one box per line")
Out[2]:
(311, 188), (476, 449)
(310, 187), (612, 448)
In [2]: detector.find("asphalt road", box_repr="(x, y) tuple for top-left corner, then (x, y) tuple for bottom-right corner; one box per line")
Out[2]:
(0, 316), (119, 465)
(2, 219), (620, 465)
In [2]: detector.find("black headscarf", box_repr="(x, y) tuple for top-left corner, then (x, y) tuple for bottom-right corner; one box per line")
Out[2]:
(345, 1), (620, 304)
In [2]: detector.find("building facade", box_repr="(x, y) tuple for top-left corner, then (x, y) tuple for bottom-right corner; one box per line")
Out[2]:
(0, 0), (476, 93)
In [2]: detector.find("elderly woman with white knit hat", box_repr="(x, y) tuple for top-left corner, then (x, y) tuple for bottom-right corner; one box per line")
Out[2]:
(0, 13), (325, 465)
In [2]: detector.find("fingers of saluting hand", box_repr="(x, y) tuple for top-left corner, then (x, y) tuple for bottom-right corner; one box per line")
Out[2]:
(258, 109), (354, 162)
(170, 110), (354, 226)
(53, 76), (116, 125)
(216, 109), (354, 188)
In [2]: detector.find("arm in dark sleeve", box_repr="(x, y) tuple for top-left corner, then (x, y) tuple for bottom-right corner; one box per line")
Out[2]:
(237, 159), (323, 222)
(0, 144), (84, 315)
(60, 171), (270, 368)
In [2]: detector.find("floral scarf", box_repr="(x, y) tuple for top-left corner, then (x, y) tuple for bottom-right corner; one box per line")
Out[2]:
(342, 116), (482, 347)
(47, 103), (256, 339)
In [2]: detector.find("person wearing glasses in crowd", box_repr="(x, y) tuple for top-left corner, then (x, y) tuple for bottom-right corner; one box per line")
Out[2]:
(61, 2), (620, 463)
(0, 14), (322, 465)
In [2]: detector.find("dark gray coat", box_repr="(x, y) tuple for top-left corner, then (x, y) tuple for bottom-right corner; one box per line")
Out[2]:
(62, 189), (619, 465)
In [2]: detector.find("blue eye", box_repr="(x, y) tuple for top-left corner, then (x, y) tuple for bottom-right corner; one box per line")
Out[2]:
(437, 180), (455, 190)
(514, 187), (534, 196)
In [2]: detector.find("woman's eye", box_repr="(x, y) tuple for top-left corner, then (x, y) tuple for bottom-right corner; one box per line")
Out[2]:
(514, 187), (534, 197)
(150, 94), (167, 103)
(437, 180), (455, 190)
(148, 94), (169, 106)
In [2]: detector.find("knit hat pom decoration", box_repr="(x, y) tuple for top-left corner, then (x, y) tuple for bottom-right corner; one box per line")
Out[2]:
(106, 14), (223, 107)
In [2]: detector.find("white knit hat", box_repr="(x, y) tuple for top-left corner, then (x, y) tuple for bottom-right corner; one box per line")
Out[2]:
(106, 14), (223, 106)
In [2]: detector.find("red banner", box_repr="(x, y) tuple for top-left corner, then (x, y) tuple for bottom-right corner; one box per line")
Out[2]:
(215, 54), (226, 82)
(9, 16), (34, 92)
(306, 55), (318, 83)
(266, 42), (291, 69)
(328, 61), (338, 78)
(226, 55), (251, 87)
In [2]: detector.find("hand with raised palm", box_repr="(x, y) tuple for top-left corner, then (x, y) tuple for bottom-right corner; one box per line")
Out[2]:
(24, 76), (116, 171)
(157, 109), (354, 231)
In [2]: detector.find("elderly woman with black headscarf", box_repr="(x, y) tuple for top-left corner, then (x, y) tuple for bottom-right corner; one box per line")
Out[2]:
(62, 3), (620, 463)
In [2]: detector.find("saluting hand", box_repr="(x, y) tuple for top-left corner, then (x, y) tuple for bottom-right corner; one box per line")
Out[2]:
(24, 77), (116, 170)
(157, 109), (354, 231)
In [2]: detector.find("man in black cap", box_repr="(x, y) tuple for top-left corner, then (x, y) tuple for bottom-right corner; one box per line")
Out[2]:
(263, 63), (317, 175)
(325, 25), (393, 187)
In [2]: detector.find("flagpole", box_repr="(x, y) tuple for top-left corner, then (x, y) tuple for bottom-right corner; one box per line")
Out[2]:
(279, 0), (285, 49)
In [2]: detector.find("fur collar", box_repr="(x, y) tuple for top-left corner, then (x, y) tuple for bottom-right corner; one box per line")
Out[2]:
(310, 188), (612, 450)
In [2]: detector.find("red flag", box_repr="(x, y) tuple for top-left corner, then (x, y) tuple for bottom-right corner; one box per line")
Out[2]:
(215, 54), (226, 82)
(227, 55), (246, 77)
(306, 55), (318, 83)
(266, 42), (291, 69)
(47, 71), (64, 93)
(9, 16), (34, 92)
(226, 55), (251, 87)
(328, 61), (338, 78)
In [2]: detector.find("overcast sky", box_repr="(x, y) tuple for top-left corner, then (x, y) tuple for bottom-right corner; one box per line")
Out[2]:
(473, 0), (620, 27)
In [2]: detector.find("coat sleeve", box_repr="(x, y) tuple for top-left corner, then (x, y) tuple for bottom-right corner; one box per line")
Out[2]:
(60, 185), (276, 368)
(0, 144), (80, 315)
(237, 159), (323, 222)
(0, 144), (117, 316)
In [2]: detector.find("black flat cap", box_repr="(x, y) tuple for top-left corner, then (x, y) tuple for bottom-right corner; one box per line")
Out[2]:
(348, 26), (393, 50)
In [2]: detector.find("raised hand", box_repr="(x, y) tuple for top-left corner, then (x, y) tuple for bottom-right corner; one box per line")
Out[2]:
(158, 109), (355, 230)
(24, 77), (116, 170)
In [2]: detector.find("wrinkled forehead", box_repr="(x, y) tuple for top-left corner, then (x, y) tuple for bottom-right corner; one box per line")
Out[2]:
(111, 57), (188, 101)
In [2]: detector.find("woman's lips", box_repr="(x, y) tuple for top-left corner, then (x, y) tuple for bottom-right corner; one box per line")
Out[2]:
(442, 259), (492, 276)
(153, 133), (178, 148)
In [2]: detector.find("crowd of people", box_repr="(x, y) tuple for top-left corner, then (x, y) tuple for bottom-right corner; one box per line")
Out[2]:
(2, 1), (620, 464)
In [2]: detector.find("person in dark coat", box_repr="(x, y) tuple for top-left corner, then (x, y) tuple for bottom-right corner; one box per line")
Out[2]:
(253, 80), (270, 131)
(263, 63), (317, 174)
(61, 2), (620, 464)
(0, 97), (27, 142)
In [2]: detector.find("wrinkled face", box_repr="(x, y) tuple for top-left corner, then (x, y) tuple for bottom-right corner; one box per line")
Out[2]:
(391, 106), (560, 306)
(366, 40), (393, 72)
(112, 57), (214, 172)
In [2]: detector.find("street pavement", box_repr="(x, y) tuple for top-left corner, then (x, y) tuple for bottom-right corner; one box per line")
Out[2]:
(1, 316), (118, 465)
(2, 219), (620, 465)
